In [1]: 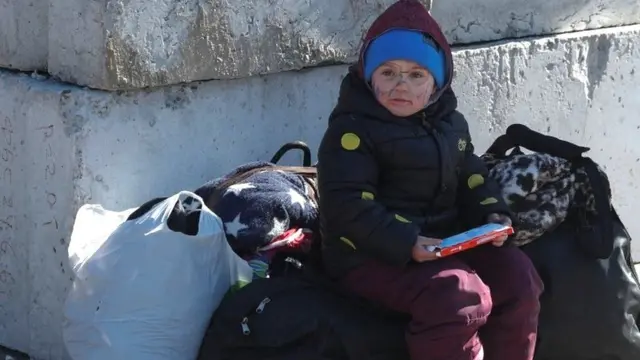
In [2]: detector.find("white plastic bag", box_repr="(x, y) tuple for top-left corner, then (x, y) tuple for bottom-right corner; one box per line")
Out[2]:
(63, 191), (254, 360)
(66, 203), (137, 272)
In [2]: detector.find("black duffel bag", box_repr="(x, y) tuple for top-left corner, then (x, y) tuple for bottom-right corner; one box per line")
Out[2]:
(485, 124), (640, 360)
(197, 268), (408, 360)
(197, 143), (409, 360)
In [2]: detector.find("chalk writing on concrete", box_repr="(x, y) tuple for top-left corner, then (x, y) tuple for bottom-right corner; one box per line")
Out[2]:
(0, 115), (16, 308)
(0, 242), (17, 292)
(40, 125), (59, 229)
(38, 123), (65, 286)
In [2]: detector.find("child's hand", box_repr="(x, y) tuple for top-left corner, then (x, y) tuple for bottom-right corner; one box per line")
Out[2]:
(412, 235), (442, 262)
(486, 213), (513, 247)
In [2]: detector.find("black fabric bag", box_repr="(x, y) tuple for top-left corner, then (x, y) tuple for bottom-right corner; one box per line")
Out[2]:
(197, 269), (408, 360)
(199, 127), (640, 360)
(486, 124), (640, 360)
(197, 142), (408, 360)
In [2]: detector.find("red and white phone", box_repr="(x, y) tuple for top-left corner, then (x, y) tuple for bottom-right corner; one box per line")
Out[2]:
(426, 223), (515, 258)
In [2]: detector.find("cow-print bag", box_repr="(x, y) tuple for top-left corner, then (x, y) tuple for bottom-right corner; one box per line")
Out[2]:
(483, 124), (640, 360)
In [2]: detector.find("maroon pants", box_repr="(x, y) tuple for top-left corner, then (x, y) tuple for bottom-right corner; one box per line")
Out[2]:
(341, 245), (543, 360)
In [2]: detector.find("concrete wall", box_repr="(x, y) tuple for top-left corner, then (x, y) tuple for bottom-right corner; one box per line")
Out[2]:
(433, 0), (640, 44)
(0, 24), (639, 359)
(0, 0), (49, 71)
(3, 0), (639, 89)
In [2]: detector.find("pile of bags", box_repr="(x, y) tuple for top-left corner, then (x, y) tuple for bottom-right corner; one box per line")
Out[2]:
(62, 125), (640, 360)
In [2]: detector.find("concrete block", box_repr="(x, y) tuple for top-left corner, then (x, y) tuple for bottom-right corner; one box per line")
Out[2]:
(48, 0), (432, 90)
(0, 0), (49, 71)
(432, 0), (640, 44)
(1, 24), (639, 359)
(4, 0), (640, 85)
(48, 0), (640, 90)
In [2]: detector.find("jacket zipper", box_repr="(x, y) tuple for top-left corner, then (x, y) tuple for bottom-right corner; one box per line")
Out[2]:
(418, 114), (448, 193)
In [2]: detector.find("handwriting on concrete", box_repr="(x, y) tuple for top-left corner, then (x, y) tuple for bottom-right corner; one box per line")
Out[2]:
(0, 115), (16, 311)
(37, 124), (59, 229)
(36, 123), (69, 283)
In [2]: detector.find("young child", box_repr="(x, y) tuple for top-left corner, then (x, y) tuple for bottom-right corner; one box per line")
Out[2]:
(316, 1), (544, 359)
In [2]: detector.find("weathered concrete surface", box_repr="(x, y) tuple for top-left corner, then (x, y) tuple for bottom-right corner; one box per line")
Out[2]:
(4, 0), (640, 82)
(47, 0), (640, 90)
(0, 0), (49, 71)
(431, 0), (640, 44)
(48, 0), (432, 89)
(0, 24), (639, 359)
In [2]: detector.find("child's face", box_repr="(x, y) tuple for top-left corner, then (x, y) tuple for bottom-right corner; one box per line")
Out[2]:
(371, 60), (437, 117)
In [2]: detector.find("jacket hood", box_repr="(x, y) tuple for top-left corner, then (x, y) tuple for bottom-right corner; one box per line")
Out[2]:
(329, 0), (456, 124)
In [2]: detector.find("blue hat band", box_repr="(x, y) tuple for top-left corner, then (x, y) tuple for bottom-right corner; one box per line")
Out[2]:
(364, 29), (446, 88)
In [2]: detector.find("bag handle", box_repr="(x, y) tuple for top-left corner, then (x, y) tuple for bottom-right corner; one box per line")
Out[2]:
(270, 141), (312, 167)
(486, 124), (614, 258)
(127, 197), (167, 221)
(485, 124), (590, 160)
(205, 141), (318, 210)
(125, 192), (206, 236)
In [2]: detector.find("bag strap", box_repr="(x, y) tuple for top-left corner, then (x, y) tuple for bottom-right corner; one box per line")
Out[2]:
(485, 124), (590, 160)
(275, 165), (317, 177)
(573, 157), (615, 258)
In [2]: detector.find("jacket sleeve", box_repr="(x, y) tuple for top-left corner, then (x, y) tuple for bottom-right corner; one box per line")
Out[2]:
(455, 115), (512, 227)
(317, 116), (419, 266)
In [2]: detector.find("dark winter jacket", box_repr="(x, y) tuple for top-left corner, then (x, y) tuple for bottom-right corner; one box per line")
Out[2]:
(317, 0), (510, 277)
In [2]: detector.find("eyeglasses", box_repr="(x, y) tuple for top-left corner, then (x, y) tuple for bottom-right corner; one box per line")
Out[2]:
(375, 68), (434, 87)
